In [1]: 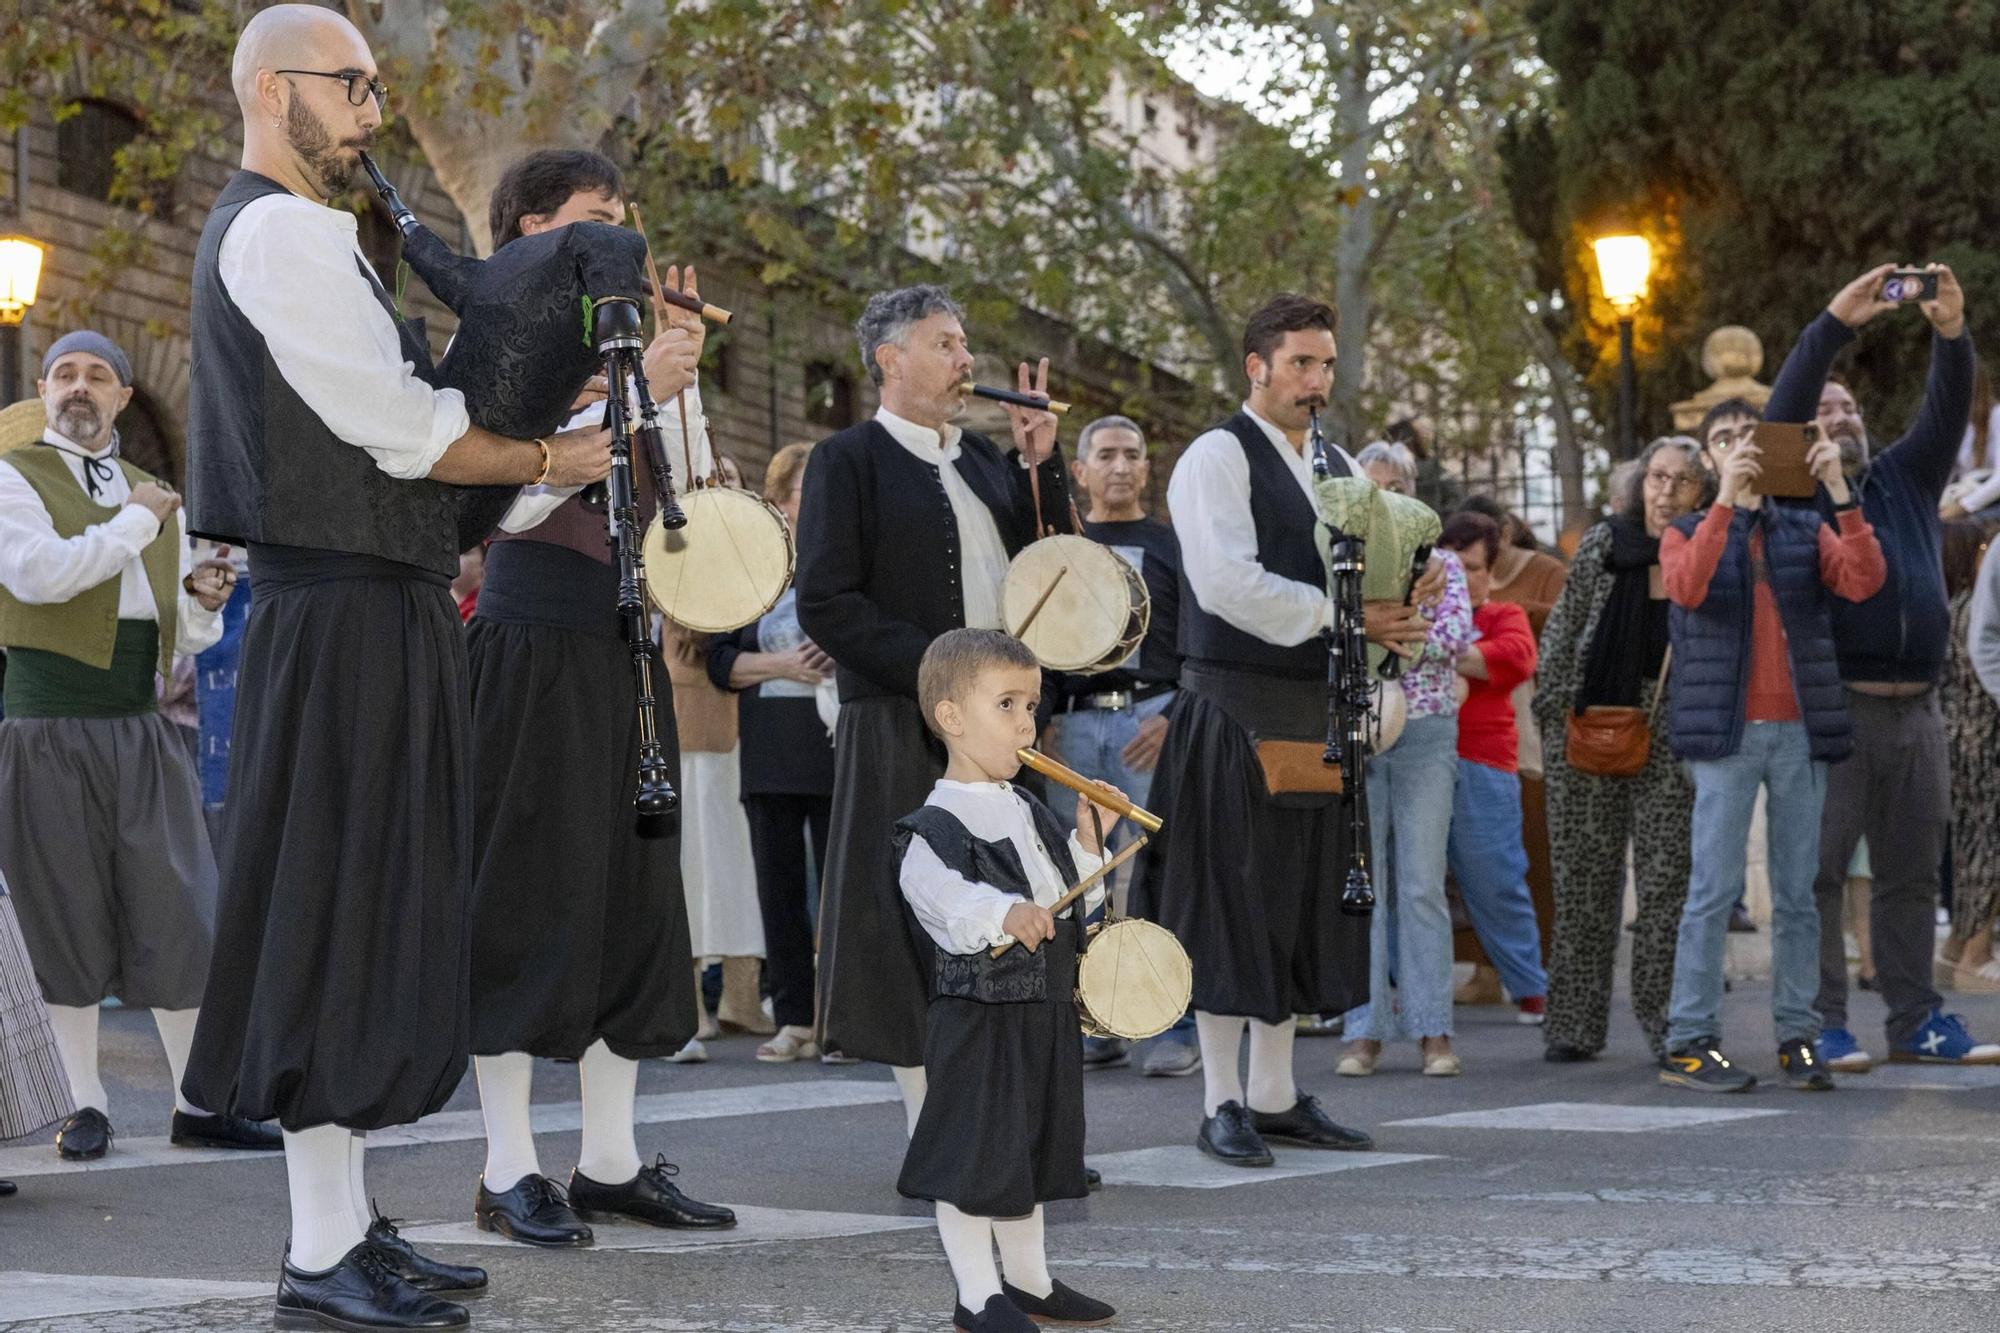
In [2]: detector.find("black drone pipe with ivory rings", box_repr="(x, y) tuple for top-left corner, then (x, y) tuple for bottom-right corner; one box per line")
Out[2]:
(961, 382), (1071, 416)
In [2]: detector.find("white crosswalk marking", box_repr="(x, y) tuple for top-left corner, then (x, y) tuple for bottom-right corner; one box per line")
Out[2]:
(0, 1078), (902, 1180)
(1386, 1102), (1788, 1133)
(401, 1204), (931, 1253)
(1087, 1146), (1438, 1188)
(0, 1274), (268, 1323)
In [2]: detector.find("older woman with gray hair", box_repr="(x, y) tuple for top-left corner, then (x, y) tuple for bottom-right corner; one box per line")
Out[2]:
(1358, 441), (1418, 496)
(1531, 435), (1713, 1063)
(794, 284), (1072, 1126)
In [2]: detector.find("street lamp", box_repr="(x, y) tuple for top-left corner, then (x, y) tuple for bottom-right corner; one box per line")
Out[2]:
(1593, 233), (1651, 460)
(0, 234), (45, 405)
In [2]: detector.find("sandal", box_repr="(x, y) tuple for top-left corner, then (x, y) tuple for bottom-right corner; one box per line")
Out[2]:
(1336, 1040), (1380, 1077)
(756, 1026), (820, 1063)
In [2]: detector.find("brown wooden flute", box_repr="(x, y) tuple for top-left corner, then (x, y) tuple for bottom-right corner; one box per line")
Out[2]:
(1015, 747), (1163, 833)
(960, 382), (1071, 416)
(641, 276), (733, 325)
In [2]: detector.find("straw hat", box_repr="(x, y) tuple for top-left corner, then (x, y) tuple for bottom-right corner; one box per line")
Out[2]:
(0, 398), (46, 455)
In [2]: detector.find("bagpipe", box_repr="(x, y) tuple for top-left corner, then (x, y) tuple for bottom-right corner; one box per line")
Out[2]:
(359, 152), (699, 815)
(1308, 410), (1441, 917)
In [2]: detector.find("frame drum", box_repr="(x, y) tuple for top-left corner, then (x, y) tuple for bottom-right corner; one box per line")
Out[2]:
(1074, 918), (1193, 1041)
(643, 485), (795, 632)
(1001, 535), (1150, 673)
(1370, 679), (1408, 754)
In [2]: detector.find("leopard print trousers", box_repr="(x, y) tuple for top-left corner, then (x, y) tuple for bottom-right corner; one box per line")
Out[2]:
(1542, 708), (1694, 1060)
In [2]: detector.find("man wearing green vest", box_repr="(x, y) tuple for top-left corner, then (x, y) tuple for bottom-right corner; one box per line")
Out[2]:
(0, 330), (279, 1160)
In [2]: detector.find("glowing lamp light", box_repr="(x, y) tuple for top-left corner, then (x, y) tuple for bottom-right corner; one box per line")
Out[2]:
(0, 236), (46, 327)
(1593, 233), (1651, 313)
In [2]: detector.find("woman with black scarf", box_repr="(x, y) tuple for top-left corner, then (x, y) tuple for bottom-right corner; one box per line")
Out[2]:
(1532, 437), (1713, 1063)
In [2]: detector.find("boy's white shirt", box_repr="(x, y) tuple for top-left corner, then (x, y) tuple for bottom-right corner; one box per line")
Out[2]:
(900, 778), (1106, 955)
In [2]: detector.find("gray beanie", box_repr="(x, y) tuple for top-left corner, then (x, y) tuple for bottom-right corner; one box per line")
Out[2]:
(42, 330), (133, 387)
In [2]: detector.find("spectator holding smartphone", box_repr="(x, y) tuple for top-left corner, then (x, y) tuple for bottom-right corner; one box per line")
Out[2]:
(1763, 264), (2000, 1070)
(1656, 400), (1885, 1092)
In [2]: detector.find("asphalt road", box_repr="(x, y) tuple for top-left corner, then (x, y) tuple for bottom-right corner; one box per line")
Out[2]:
(4, 978), (1998, 1333)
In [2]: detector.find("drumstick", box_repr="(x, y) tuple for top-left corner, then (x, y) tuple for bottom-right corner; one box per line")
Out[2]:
(629, 204), (702, 486)
(1009, 564), (1067, 639)
(989, 836), (1148, 958)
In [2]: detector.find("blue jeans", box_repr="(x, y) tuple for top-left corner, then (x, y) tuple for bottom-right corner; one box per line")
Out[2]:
(1348, 713), (1459, 1041)
(1448, 759), (1549, 1002)
(1667, 720), (1826, 1050)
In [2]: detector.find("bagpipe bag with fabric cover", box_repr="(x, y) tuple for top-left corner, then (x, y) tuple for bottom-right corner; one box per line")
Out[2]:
(391, 210), (649, 548)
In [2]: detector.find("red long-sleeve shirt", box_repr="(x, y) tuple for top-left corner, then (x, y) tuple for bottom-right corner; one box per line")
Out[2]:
(1457, 600), (1537, 771)
(1660, 504), (1886, 723)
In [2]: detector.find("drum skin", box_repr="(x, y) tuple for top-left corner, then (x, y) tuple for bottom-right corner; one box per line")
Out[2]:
(643, 486), (796, 632)
(1002, 535), (1150, 672)
(1075, 918), (1193, 1041)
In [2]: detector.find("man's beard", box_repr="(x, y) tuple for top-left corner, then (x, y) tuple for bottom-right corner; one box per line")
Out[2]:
(55, 399), (101, 442)
(1833, 429), (1869, 474)
(286, 96), (360, 196)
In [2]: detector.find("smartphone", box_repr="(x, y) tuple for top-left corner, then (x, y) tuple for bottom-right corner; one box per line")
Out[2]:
(1880, 269), (1939, 303)
(1751, 421), (1820, 499)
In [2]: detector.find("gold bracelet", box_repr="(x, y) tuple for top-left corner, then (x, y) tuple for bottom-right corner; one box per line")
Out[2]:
(531, 437), (552, 486)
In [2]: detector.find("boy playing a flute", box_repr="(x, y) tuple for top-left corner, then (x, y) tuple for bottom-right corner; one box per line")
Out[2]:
(893, 628), (1123, 1332)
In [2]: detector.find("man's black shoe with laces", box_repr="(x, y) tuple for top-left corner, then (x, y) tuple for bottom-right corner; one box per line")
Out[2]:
(569, 1155), (736, 1229)
(473, 1173), (594, 1248)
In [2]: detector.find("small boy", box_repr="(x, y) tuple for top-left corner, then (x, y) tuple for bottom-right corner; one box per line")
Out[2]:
(895, 628), (1122, 1333)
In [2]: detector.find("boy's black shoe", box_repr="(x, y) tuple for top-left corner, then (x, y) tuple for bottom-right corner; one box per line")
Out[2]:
(954, 1293), (1038, 1332)
(1658, 1043), (1756, 1093)
(1002, 1279), (1116, 1326)
(1778, 1038), (1835, 1091)
(1543, 1041), (1596, 1063)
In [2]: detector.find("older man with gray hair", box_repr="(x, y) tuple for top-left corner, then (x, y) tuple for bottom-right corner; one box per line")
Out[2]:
(796, 283), (1072, 1132)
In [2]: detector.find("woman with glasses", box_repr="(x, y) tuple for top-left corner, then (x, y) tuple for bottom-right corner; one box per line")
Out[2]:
(1533, 433), (1712, 1063)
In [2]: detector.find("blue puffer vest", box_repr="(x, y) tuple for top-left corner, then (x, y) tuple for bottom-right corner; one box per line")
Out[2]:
(1666, 503), (1853, 763)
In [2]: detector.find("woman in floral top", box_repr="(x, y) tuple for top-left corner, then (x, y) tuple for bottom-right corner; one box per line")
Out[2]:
(1341, 547), (1474, 1077)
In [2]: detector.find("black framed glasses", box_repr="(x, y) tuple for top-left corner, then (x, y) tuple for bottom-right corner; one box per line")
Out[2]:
(277, 69), (388, 109)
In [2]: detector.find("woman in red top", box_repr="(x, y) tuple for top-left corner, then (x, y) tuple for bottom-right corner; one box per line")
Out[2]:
(1440, 513), (1549, 1024)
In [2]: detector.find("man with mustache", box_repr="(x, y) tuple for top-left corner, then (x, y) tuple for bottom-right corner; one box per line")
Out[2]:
(0, 331), (274, 1163)
(1130, 293), (1434, 1165)
(1762, 263), (2000, 1072)
(180, 7), (610, 1330)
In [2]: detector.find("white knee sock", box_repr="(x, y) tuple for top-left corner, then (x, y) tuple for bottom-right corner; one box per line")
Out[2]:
(284, 1124), (362, 1272)
(46, 1003), (108, 1112)
(993, 1206), (1051, 1298)
(474, 1051), (542, 1193)
(891, 1064), (928, 1138)
(150, 1008), (203, 1115)
(1246, 1017), (1298, 1114)
(575, 1039), (641, 1185)
(1195, 1012), (1246, 1116)
(347, 1130), (374, 1234)
(936, 1202), (1003, 1308)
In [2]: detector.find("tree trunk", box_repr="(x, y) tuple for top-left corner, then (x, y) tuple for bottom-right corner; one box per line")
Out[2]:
(1328, 31), (1376, 451)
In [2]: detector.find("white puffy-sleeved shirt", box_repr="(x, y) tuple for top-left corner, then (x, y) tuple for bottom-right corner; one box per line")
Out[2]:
(1166, 403), (1358, 648)
(218, 191), (470, 479)
(498, 381), (716, 533)
(900, 778), (1106, 955)
(0, 430), (222, 656)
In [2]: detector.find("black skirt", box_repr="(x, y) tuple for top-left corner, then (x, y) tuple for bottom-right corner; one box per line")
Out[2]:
(1129, 673), (1369, 1024)
(816, 695), (943, 1067)
(184, 547), (473, 1132)
(464, 541), (696, 1060)
(898, 922), (1087, 1218)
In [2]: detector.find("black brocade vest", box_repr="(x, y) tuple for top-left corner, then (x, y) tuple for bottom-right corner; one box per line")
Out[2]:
(1177, 412), (1338, 679)
(187, 170), (461, 578)
(892, 794), (1082, 1005)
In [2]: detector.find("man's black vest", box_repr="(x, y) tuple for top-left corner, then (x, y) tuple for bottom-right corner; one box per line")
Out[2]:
(187, 170), (460, 578)
(892, 792), (1082, 1005)
(1177, 412), (1339, 678)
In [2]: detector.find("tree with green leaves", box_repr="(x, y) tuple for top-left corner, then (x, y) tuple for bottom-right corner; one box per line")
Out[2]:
(1514, 0), (2000, 440)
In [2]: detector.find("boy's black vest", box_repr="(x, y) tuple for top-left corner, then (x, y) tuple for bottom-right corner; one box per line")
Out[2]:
(1177, 412), (1339, 679)
(893, 791), (1082, 1005)
(187, 170), (462, 579)
(1666, 502), (1852, 763)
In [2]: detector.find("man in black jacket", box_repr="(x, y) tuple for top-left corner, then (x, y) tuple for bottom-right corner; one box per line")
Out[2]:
(795, 285), (1069, 1133)
(1763, 262), (1998, 1071)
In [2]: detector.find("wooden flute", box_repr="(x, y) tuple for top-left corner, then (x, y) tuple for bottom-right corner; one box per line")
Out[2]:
(1015, 747), (1163, 833)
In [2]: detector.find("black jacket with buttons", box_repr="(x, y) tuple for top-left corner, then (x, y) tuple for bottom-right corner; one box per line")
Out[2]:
(796, 419), (1070, 703)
